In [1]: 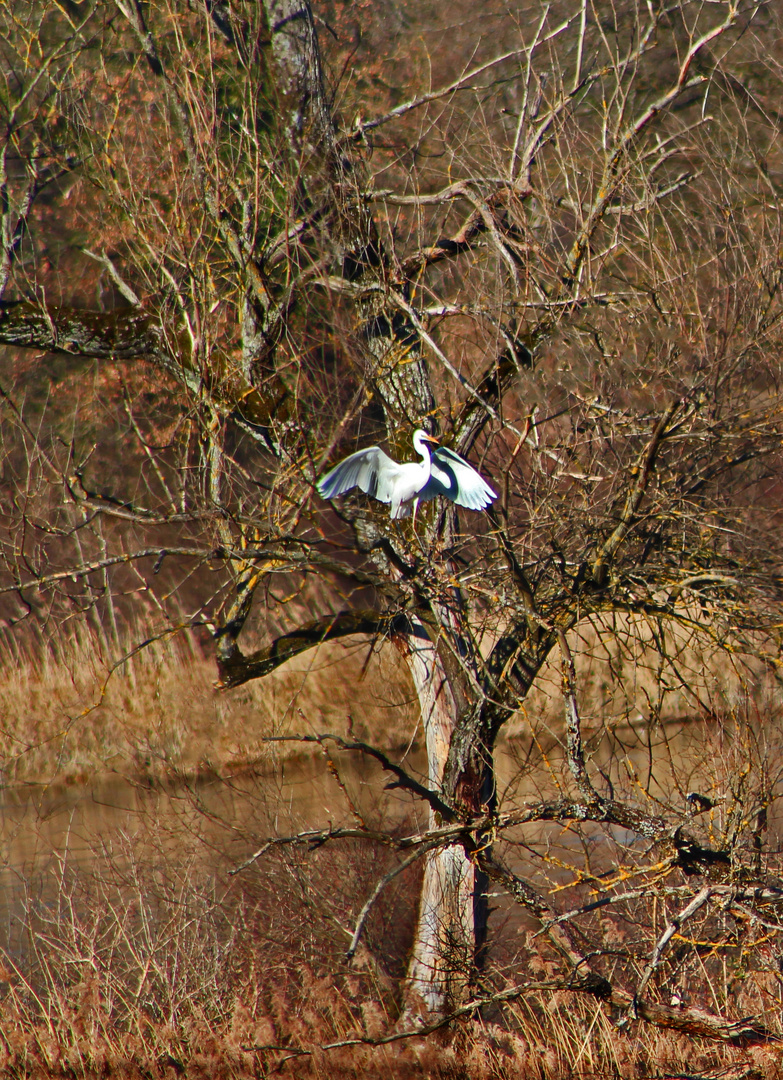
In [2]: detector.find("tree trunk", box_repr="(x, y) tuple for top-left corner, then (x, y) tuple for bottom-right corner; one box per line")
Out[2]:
(405, 845), (475, 1019)
(401, 619), (475, 1017)
(400, 609), (483, 1021)
(260, 0), (489, 1021)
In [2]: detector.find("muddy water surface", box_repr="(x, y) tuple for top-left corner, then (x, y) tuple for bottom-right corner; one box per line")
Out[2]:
(0, 753), (423, 958)
(0, 718), (733, 967)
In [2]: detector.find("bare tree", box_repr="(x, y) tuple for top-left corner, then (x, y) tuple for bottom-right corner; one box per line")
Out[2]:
(5, 0), (783, 1045)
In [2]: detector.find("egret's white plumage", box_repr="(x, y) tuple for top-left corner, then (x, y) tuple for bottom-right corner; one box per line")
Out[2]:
(317, 429), (497, 519)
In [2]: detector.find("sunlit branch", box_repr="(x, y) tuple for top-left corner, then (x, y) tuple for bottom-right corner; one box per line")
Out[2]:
(591, 400), (680, 585)
(561, 5), (739, 288)
(632, 886), (713, 1010)
(557, 630), (599, 803)
(262, 732), (458, 821)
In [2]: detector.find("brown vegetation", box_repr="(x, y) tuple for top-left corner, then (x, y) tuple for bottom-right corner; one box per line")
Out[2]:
(0, 625), (418, 784)
(2, 787), (782, 1080)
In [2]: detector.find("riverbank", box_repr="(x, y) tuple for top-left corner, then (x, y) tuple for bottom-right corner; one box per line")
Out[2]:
(0, 627), (422, 788)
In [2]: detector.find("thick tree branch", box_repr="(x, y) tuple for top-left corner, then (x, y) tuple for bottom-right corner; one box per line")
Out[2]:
(66, 472), (213, 525)
(214, 608), (410, 689)
(0, 547), (214, 596)
(0, 301), (289, 430)
(0, 300), (169, 362)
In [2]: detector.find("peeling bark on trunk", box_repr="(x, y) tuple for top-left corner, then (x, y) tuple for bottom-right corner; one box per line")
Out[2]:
(404, 843), (475, 1019)
(400, 615), (477, 1020)
(399, 610), (559, 1020)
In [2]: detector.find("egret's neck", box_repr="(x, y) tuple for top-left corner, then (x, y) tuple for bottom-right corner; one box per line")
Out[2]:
(413, 431), (433, 469)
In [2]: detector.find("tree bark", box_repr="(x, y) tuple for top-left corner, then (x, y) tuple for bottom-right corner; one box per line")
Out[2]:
(399, 614), (476, 1018)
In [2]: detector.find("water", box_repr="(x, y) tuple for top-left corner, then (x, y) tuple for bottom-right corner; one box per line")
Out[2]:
(0, 719), (744, 973)
(0, 753), (423, 963)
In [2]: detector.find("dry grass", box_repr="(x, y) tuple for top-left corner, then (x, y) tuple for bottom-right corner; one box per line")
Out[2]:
(0, 792), (417, 1079)
(0, 624), (420, 787)
(1, 609), (759, 791)
(2, 828), (779, 1080)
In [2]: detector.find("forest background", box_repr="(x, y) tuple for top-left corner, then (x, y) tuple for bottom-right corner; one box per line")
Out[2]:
(4, 1), (783, 1077)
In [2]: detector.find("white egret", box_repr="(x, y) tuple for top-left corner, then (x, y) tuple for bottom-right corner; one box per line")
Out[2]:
(317, 428), (497, 519)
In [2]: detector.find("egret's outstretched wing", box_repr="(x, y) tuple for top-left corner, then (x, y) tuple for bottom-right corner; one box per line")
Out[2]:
(421, 445), (497, 510)
(317, 447), (400, 504)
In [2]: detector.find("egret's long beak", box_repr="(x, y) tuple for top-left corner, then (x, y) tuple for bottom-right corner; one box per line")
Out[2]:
(421, 433), (440, 445)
